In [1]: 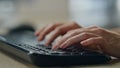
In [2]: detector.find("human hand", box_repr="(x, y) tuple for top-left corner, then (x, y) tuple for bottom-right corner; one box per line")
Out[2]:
(35, 22), (81, 45)
(52, 26), (120, 58)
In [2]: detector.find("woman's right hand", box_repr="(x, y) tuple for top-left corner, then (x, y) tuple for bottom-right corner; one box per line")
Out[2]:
(52, 26), (120, 58)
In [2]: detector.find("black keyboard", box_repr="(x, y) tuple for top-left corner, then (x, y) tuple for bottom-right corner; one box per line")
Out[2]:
(0, 26), (111, 66)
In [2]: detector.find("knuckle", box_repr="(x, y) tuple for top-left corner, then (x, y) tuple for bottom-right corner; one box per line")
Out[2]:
(66, 39), (73, 44)
(71, 21), (77, 25)
(67, 30), (73, 33)
(80, 32), (91, 38)
(98, 36), (103, 39)
(49, 23), (56, 27)
(98, 37), (104, 40)
(93, 28), (105, 33)
(71, 31), (79, 35)
(81, 32), (89, 36)
(67, 29), (80, 34)
(96, 37), (105, 43)
(89, 26), (99, 29)
(71, 21), (81, 27)
(55, 27), (62, 33)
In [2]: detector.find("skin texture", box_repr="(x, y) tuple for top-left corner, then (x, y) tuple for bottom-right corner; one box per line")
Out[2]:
(35, 22), (120, 58)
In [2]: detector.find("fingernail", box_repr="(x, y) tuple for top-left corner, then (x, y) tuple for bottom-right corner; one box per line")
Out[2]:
(35, 31), (39, 36)
(45, 43), (48, 46)
(52, 45), (58, 50)
(37, 37), (42, 41)
(45, 41), (49, 46)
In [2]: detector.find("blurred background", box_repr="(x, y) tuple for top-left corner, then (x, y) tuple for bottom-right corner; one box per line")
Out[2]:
(0, 0), (120, 34)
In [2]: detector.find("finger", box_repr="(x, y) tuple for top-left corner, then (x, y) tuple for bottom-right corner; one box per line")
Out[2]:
(70, 26), (106, 38)
(37, 23), (63, 41)
(80, 37), (105, 50)
(81, 37), (104, 46)
(35, 26), (45, 36)
(45, 27), (63, 45)
(67, 28), (83, 34)
(86, 25), (99, 29)
(77, 26), (100, 34)
(56, 28), (88, 45)
(46, 22), (81, 45)
(70, 21), (82, 28)
(52, 32), (98, 50)
(66, 26), (97, 36)
(87, 27), (108, 37)
(52, 30), (80, 50)
(52, 26), (103, 49)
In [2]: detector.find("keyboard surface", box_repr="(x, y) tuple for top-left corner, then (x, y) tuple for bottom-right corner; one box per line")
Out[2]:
(0, 29), (111, 66)
(3, 31), (104, 56)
